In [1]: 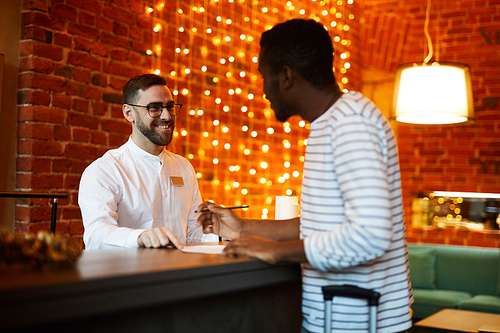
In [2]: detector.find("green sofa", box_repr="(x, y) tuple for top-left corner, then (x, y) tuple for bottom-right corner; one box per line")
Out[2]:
(407, 243), (500, 320)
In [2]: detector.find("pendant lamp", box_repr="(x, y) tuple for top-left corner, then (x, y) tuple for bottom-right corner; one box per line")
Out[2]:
(391, 0), (474, 125)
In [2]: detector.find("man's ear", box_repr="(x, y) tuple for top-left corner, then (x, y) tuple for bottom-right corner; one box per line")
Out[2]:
(123, 104), (135, 124)
(279, 66), (294, 90)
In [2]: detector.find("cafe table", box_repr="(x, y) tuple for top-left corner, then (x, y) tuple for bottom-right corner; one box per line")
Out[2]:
(0, 245), (302, 333)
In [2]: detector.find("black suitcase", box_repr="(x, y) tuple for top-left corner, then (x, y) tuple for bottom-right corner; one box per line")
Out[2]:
(322, 284), (381, 333)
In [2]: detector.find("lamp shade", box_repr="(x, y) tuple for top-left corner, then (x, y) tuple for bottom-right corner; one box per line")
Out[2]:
(391, 62), (474, 124)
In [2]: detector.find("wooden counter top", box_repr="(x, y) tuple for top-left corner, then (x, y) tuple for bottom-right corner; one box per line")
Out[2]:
(0, 246), (301, 331)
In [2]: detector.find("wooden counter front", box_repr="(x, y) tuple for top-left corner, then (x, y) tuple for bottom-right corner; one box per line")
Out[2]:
(0, 246), (302, 333)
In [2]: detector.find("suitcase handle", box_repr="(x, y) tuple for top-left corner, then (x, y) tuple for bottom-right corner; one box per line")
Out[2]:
(322, 284), (381, 306)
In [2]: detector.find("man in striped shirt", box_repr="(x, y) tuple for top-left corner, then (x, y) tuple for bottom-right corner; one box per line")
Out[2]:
(197, 19), (413, 333)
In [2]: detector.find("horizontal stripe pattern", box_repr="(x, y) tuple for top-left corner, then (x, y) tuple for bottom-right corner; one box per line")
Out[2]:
(301, 92), (413, 333)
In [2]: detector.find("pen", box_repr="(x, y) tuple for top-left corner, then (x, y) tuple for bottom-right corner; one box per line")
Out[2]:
(197, 205), (249, 213)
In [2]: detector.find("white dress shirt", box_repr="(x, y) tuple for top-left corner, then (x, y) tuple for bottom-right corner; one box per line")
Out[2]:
(79, 137), (218, 249)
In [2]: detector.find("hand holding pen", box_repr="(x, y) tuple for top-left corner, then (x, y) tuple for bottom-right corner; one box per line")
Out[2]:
(196, 202), (246, 240)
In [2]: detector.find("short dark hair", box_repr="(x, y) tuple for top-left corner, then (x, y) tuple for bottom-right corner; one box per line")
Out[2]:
(123, 74), (167, 104)
(260, 19), (337, 88)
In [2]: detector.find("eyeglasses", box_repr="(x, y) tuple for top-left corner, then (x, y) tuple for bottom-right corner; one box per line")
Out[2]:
(127, 103), (183, 118)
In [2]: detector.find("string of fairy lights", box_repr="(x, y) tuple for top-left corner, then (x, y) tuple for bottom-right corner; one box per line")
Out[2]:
(144, 0), (355, 219)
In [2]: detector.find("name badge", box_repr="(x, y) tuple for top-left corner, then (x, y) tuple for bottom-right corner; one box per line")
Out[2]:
(170, 176), (184, 186)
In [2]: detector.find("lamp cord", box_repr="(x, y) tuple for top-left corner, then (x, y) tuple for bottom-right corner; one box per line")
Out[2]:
(423, 0), (433, 64)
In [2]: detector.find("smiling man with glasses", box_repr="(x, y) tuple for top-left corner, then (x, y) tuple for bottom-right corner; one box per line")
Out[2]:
(78, 74), (218, 250)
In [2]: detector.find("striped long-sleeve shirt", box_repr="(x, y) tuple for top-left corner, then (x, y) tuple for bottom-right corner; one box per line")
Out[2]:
(301, 92), (413, 333)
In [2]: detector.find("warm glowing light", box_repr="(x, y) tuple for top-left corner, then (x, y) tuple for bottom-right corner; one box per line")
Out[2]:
(222, 126), (229, 133)
(224, 143), (230, 149)
(252, 57), (258, 63)
(223, 106), (230, 112)
(260, 178), (266, 184)
(213, 158), (219, 164)
(260, 162), (268, 169)
(154, 69), (161, 75)
(197, 110), (203, 116)
(244, 149), (251, 155)
(182, 88), (188, 95)
(267, 127), (274, 134)
(293, 171), (300, 177)
(241, 189), (248, 195)
(241, 106), (248, 112)
(242, 125), (248, 131)
(248, 93), (254, 100)
(213, 77), (219, 83)
(251, 131), (258, 137)
(188, 154), (194, 159)
(153, 24), (162, 32)
(215, 98), (221, 104)
(262, 145), (269, 152)
(201, 66), (207, 72)
(284, 161), (291, 168)
(203, 132), (209, 137)
(250, 169), (256, 175)
(205, 90), (210, 96)
(233, 182), (240, 188)
(213, 120), (219, 126)
(196, 173), (202, 179)
(212, 140), (218, 146)
(286, 189), (293, 195)
(146, 49), (153, 55)
(184, 68), (191, 75)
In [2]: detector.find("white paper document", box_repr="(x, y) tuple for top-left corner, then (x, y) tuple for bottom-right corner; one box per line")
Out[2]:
(180, 244), (226, 254)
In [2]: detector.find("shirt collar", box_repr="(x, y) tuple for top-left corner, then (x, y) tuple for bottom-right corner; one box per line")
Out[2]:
(126, 136), (166, 162)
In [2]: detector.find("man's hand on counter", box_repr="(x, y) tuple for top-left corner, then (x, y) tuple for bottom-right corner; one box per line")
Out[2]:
(138, 227), (183, 249)
(223, 236), (308, 265)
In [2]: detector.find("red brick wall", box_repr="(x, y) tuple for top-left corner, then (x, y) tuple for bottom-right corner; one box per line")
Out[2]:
(16, 0), (500, 249)
(16, 0), (359, 247)
(361, 0), (500, 247)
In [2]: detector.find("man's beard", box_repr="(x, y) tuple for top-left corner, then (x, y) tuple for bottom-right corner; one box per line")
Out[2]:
(135, 113), (175, 147)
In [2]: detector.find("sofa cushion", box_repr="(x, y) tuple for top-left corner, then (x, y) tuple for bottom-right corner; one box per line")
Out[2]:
(434, 246), (499, 296)
(458, 295), (500, 314)
(411, 289), (472, 320)
(408, 248), (437, 289)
